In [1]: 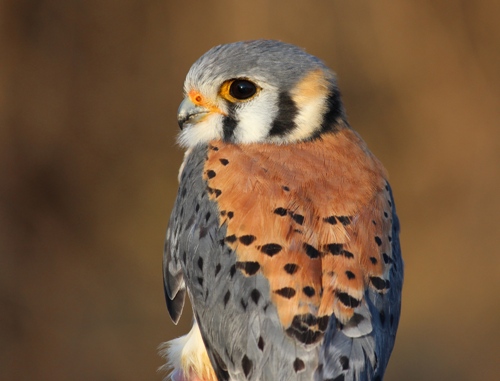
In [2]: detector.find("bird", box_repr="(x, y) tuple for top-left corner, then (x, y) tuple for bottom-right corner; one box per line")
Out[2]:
(161, 40), (403, 381)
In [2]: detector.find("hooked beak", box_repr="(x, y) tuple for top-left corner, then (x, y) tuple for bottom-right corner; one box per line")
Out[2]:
(177, 97), (209, 130)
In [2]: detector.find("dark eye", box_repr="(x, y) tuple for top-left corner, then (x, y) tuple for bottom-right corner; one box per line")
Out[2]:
(229, 79), (257, 100)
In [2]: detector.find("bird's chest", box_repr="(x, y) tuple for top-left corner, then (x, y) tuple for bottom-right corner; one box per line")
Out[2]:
(175, 130), (387, 320)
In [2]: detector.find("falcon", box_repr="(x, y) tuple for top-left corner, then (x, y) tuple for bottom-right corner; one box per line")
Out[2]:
(162, 40), (403, 381)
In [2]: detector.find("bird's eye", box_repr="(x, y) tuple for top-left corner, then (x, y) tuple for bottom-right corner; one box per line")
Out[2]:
(229, 79), (257, 100)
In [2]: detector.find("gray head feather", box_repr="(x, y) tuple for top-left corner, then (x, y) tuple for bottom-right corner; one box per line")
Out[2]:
(186, 40), (334, 92)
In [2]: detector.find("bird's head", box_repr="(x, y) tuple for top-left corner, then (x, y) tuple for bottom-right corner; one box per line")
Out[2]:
(177, 40), (347, 147)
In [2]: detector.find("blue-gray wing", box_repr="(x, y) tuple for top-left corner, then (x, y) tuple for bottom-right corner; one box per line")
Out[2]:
(164, 145), (328, 381)
(163, 149), (209, 324)
(317, 184), (403, 381)
(163, 222), (186, 325)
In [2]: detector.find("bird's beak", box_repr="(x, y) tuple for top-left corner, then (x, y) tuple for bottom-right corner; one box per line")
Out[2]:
(177, 97), (210, 130)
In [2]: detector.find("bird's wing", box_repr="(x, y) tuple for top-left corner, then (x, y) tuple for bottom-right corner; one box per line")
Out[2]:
(318, 182), (404, 381)
(165, 131), (403, 381)
(163, 149), (204, 324)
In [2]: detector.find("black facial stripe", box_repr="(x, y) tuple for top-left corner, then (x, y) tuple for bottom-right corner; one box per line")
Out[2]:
(222, 103), (238, 141)
(319, 88), (345, 134)
(268, 91), (298, 136)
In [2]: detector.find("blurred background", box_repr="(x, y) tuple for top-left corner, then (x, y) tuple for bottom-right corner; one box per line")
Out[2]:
(1, 1), (499, 380)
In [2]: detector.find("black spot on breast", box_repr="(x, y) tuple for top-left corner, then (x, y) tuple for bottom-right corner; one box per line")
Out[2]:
(230, 265), (236, 278)
(182, 251), (187, 264)
(384, 211), (389, 218)
(239, 235), (256, 245)
(327, 246), (354, 259)
(197, 277), (203, 286)
(337, 292), (361, 308)
(318, 315), (330, 331)
(375, 236), (382, 246)
(205, 212), (211, 222)
(345, 271), (355, 280)
(292, 213), (304, 225)
(197, 257), (203, 270)
(286, 315), (323, 344)
(240, 298), (248, 311)
(342, 249), (355, 258)
(370, 256), (378, 264)
(209, 144), (219, 151)
(199, 226), (208, 238)
(274, 287), (296, 299)
(282, 186), (290, 192)
(324, 216), (337, 225)
(214, 189), (222, 198)
(301, 314), (318, 326)
(206, 170), (216, 179)
(241, 355), (253, 378)
(220, 210), (226, 216)
(227, 211), (234, 219)
(223, 290), (230, 306)
(225, 235), (237, 243)
(284, 263), (299, 274)
(370, 276), (389, 290)
(388, 235), (392, 242)
(326, 243), (343, 255)
(215, 263), (221, 276)
(181, 187), (187, 197)
(303, 286), (315, 297)
(274, 207), (287, 216)
(260, 243), (282, 256)
(219, 158), (229, 165)
(339, 356), (350, 370)
(337, 216), (351, 226)
(236, 261), (261, 275)
(303, 243), (320, 259)
(195, 204), (200, 212)
(258, 336), (265, 350)
(293, 358), (305, 372)
(383, 253), (392, 264)
(250, 289), (261, 304)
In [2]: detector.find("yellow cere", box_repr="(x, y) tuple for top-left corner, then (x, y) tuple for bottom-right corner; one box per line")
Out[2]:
(188, 89), (226, 116)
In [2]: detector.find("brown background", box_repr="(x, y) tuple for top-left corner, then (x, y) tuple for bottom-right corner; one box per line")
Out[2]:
(1, 1), (499, 380)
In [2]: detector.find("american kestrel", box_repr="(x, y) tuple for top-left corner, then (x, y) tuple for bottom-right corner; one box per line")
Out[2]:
(162, 40), (403, 381)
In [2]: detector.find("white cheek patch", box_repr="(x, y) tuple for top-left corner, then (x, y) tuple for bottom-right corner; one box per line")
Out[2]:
(287, 69), (332, 142)
(289, 96), (328, 141)
(233, 91), (278, 144)
(177, 114), (224, 148)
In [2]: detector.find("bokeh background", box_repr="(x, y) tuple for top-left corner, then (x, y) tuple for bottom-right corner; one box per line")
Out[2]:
(1, 1), (499, 380)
